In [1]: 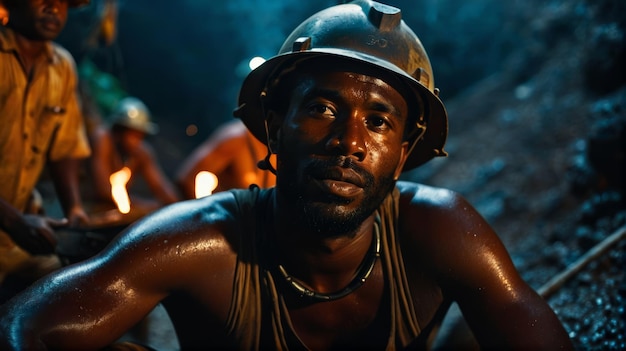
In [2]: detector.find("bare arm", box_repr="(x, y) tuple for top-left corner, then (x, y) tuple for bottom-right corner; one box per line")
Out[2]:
(397, 181), (573, 350)
(48, 157), (89, 227)
(0, 194), (238, 350)
(89, 127), (117, 203)
(134, 142), (181, 204)
(175, 121), (247, 199)
(0, 256), (163, 350)
(45, 62), (90, 225)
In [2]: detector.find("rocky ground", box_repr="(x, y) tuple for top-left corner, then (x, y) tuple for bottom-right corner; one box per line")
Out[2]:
(405, 0), (626, 349)
(417, 81), (625, 350)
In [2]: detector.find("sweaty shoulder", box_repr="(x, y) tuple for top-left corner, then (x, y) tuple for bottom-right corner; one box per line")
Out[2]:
(395, 180), (473, 247)
(394, 181), (501, 286)
(395, 180), (492, 236)
(395, 180), (459, 209)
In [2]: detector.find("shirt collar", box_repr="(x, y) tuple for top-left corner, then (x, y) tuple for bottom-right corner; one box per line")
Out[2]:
(0, 26), (57, 64)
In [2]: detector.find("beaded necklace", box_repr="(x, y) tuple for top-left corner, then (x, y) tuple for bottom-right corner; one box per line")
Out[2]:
(276, 221), (381, 302)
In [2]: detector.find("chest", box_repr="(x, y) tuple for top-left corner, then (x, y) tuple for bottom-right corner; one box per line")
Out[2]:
(283, 262), (390, 350)
(0, 52), (68, 148)
(1, 52), (66, 111)
(282, 260), (447, 351)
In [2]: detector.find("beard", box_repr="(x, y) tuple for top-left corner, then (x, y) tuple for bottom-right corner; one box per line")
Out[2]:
(276, 151), (397, 238)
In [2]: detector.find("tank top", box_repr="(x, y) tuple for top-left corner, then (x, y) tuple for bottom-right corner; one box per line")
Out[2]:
(225, 186), (423, 350)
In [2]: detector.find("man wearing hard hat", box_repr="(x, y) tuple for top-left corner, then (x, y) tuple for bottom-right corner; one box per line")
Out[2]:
(87, 96), (180, 213)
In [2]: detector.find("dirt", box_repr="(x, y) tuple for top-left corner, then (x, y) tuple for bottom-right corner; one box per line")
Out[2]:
(401, 0), (626, 348)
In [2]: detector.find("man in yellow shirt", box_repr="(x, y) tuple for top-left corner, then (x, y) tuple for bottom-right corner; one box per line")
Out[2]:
(0, 0), (91, 301)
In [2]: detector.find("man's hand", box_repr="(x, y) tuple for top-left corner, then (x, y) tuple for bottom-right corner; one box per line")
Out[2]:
(13, 214), (67, 255)
(66, 206), (90, 228)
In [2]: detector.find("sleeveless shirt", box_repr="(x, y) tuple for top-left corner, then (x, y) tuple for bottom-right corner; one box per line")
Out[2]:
(223, 186), (439, 350)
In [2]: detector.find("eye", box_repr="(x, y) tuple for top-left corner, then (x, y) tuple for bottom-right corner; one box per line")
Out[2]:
(366, 115), (392, 133)
(307, 103), (336, 118)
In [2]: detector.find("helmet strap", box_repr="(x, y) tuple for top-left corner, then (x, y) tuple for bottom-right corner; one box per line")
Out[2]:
(405, 122), (427, 161)
(257, 94), (278, 175)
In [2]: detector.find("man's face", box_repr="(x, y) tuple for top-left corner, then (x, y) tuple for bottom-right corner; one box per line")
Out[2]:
(8, 0), (69, 41)
(117, 128), (146, 151)
(274, 69), (409, 237)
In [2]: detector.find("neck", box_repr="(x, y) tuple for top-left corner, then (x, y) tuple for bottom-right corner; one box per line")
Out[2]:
(277, 223), (380, 302)
(272, 192), (379, 294)
(276, 215), (376, 256)
(273, 188), (376, 250)
(12, 30), (48, 73)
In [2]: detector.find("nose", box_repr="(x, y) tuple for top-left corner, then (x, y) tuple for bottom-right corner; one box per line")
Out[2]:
(325, 117), (367, 162)
(42, 0), (62, 14)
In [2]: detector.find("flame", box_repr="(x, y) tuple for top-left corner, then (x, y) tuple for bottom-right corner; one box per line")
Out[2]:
(195, 171), (218, 198)
(110, 167), (131, 214)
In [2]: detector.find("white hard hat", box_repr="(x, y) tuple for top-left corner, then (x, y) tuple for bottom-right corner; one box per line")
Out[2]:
(111, 97), (158, 135)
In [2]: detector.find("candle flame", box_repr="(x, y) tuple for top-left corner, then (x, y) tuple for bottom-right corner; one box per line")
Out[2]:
(110, 167), (131, 214)
(195, 171), (218, 198)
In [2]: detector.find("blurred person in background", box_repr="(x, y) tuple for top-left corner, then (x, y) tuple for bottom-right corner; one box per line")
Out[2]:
(86, 96), (181, 213)
(175, 119), (276, 199)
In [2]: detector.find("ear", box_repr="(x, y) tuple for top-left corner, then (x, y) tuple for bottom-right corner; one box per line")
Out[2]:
(393, 141), (410, 180)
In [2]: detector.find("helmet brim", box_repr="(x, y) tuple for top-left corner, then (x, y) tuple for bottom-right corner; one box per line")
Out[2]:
(235, 49), (447, 171)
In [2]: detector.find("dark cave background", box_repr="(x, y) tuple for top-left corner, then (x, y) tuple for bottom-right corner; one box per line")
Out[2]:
(55, 0), (625, 349)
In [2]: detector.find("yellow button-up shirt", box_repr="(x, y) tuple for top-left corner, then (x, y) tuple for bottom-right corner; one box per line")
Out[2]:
(0, 26), (90, 212)
(0, 26), (91, 277)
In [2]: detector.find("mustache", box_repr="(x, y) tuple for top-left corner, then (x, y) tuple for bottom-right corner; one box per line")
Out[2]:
(303, 156), (374, 186)
(40, 15), (61, 27)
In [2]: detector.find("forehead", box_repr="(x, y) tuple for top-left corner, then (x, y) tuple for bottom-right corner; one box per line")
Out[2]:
(301, 70), (390, 89)
(292, 58), (410, 93)
(271, 57), (419, 116)
(292, 69), (408, 111)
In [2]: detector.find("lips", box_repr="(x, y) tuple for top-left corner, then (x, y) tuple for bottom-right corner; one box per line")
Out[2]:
(317, 178), (363, 197)
(310, 167), (366, 198)
(40, 16), (61, 31)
